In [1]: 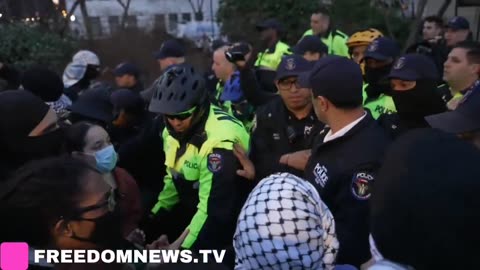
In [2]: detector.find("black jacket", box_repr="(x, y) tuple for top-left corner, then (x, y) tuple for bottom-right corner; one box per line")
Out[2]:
(239, 67), (277, 107)
(304, 113), (391, 267)
(251, 96), (324, 181)
(117, 115), (166, 211)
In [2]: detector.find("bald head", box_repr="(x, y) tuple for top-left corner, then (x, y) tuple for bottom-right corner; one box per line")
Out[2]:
(212, 46), (236, 82)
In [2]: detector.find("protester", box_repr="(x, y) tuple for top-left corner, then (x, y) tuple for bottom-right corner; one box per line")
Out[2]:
(0, 157), (130, 269)
(0, 90), (66, 181)
(234, 173), (339, 269)
(68, 87), (114, 127)
(369, 129), (480, 269)
(63, 50), (101, 102)
(109, 89), (147, 148)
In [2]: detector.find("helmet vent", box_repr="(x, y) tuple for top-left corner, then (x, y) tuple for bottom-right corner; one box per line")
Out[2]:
(168, 92), (174, 101)
(181, 76), (188, 85)
(192, 80), (199, 91)
(180, 92), (186, 100)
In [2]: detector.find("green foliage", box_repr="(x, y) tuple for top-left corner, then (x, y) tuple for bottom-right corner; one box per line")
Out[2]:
(0, 24), (77, 73)
(217, 0), (319, 44)
(218, 0), (412, 46)
(331, 0), (411, 46)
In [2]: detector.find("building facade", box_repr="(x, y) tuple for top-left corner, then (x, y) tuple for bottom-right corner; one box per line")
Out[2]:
(67, 0), (219, 38)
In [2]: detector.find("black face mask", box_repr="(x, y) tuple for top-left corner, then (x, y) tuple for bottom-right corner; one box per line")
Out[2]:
(391, 79), (447, 125)
(6, 128), (66, 165)
(71, 208), (124, 249)
(364, 65), (392, 99)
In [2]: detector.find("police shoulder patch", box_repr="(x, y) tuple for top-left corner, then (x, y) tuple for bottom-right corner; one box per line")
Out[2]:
(207, 153), (223, 173)
(351, 171), (374, 200)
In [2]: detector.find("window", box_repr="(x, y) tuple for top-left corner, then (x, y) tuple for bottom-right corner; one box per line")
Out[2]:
(109, 16), (120, 34)
(168, 13), (178, 32)
(155, 14), (166, 31)
(90, 16), (102, 37)
(125, 15), (137, 28)
(181, 13), (191, 23)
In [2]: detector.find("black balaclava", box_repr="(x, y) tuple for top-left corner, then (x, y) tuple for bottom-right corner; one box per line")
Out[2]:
(0, 91), (65, 177)
(364, 64), (393, 99)
(391, 79), (447, 128)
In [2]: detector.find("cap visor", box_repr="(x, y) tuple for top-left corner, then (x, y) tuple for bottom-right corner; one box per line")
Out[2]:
(153, 51), (166, 60)
(292, 46), (305, 55)
(364, 52), (390, 62)
(275, 71), (302, 81)
(426, 111), (479, 134)
(297, 71), (312, 88)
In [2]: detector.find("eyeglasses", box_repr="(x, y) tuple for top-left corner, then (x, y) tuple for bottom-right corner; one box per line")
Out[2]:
(278, 79), (302, 91)
(165, 106), (196, 121)
(67, 188), (119, 221)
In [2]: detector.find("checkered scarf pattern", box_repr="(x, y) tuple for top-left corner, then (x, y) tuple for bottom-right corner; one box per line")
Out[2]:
(234, 173), (339, 270)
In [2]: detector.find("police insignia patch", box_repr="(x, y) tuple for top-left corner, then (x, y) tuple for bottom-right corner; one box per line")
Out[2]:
(285, 58), (296, 70)
(351, 172), (374, 200)
(207, 153), (223, 172)
(393, 57), (405, 70)
(367, 40), (378, 52)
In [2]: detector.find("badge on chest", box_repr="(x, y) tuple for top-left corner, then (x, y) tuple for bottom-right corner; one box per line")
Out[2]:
(313, 163), (329, 188)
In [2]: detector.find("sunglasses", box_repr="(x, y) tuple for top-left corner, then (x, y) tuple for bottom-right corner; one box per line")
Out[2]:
(165, 106), (196, 121)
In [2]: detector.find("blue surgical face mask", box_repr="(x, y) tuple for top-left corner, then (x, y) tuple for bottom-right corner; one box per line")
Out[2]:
(94, 145), (118, 173)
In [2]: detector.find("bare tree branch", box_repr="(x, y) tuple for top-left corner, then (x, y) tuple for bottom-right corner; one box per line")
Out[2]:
(382, 5), (396, 39)
(187, 0), (198, 13)
(60, 0), (81, 36)
(437, 0), (452, 17)
(116, 0), (127, 9)
(79, 0), (94, 42)
(403, 0), (428, 50)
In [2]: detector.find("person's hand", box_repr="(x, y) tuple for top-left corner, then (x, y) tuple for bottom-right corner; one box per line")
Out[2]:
(126, 228), (146, 246)
(233, 143), (255, 180)
(279, 150), (312, 171)
(146, 229), (189, 250)
(227, 42), (252, 69)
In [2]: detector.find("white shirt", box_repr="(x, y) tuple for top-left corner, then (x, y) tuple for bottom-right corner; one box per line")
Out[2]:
(323, 112), (367, 143)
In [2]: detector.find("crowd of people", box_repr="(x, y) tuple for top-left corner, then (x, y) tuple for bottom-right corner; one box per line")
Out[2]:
(0, 5), (480, 270)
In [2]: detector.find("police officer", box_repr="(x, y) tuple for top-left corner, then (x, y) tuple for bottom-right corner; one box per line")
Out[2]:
(113, 62), (144, 93)
(292, 35), (328, 61)
(251, 55), (324, 180)
(379, 54), (446, 138)
(427, 86), (480, 149)
(363, 37), (400, 119)
(302, 6), (349, 57)
(299, 56), (390, 267)
(346, 28), (384, 73)
(441, 41), (480, 109)
(147, 65), (250, 252)
(141, 39), (187, 102)
(255, 18), (292, 93)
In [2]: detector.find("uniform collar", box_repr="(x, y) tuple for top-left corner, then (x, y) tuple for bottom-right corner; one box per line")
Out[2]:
(285, 105), (317, 122)
(314, 111), (374, 151)
(266, 40), (279, 53)
(323, 111), (367, 143)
